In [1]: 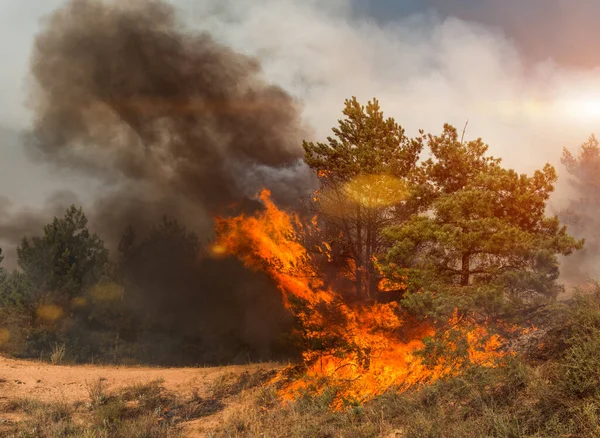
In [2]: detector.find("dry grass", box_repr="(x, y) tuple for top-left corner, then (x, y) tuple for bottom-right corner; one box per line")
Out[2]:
(1, 380), (195, 437)
(86, 378), (108, 407)
(0, 367), (277, 437)
(50, 342), (67, 365)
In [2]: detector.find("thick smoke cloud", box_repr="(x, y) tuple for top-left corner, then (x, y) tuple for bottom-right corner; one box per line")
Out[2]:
(10, 0), (600, 222)
(26, 0), (319, 253)
(28, 0), (313, 211)
(21, 0), (319, 363)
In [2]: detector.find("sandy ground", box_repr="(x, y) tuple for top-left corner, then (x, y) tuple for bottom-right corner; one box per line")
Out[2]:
(0, 355), (281, 436)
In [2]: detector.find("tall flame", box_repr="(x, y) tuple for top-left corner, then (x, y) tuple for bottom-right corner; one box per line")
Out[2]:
(214, 189), (504, 408)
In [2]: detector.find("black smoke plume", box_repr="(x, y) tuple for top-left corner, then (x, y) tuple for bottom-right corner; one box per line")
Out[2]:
(22, 0), (317, 364)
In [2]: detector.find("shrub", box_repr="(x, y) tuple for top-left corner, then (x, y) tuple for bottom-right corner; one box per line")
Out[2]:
(558, 293), (600, 397)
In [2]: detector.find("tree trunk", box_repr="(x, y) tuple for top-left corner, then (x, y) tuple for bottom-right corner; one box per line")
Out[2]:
(355, 206), (363, 298)
(368, 263), (378, 298)
(461, 252), (471, 286)
(366, 223), (379, 298)
(356, 263), (363, 298)
(365, 223), (372, 298)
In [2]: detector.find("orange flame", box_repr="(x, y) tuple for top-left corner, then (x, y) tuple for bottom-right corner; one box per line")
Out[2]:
(214, 189), (504, 408)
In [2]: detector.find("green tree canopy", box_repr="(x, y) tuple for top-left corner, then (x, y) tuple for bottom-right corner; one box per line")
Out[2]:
(303, 97), (423, 298)
(304, 97), (422, 183)
(17, 205), (108, 302)
(386, 125), (582, 317)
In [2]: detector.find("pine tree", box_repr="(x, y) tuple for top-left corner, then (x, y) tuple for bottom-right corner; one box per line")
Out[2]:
(386, 125), (582, 316)
(303, 97), (422, 298)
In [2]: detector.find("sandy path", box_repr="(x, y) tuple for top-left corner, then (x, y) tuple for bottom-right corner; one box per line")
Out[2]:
(0, 355), (282, 436)
(0, 355), (278, 403)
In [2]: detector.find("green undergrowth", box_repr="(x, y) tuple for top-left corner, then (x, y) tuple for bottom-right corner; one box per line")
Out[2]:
(212, 293), (600, 438)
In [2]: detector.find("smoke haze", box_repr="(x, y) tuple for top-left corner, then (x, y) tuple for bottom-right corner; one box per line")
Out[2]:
(179, 0), (600, 282)
(12, 0), (320, 363)
(4, 0), (600, 235)
(1, 0), (600, 355)
(355, 0), (600, 69)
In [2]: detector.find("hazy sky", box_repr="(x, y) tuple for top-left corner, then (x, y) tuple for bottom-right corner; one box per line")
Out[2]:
(354, 0), (600, 68)
(2, 0), (600, 211)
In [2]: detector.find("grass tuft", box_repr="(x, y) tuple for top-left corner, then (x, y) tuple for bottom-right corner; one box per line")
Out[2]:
(50, 342), (67, 365)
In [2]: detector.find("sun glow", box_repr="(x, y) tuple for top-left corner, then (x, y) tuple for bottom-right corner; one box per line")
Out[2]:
(562, 95), (600, 120)
(479, 94), (600, 121)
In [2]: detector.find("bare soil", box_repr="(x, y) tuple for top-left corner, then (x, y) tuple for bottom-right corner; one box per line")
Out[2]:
(0, 355), (281, 436)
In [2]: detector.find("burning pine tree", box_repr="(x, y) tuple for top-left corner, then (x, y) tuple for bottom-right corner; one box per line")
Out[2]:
(213, 189), (505, 409)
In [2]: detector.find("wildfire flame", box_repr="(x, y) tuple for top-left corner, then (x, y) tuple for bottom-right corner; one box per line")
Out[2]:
(214, 189), (505, 409)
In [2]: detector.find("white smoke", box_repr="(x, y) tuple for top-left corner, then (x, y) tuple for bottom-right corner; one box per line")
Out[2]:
(170, 0), (600, 177)
(171, 0), (600, 286)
